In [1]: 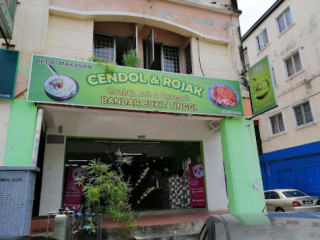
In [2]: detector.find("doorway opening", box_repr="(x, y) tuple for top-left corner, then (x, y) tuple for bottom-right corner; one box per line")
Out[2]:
(64, 137), (205, 211)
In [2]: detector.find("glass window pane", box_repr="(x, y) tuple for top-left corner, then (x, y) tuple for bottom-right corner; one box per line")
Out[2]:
(278, 15), (286, 32)
(94, 33), (114, 63)
(277, 114), (285, 132)
(283, 190), (306, 198)
(261, 29), (268, 45)
(294, 106), (304, 126)
(293, 53), (302, 72)
(163, 45), (180, 73)
(270, 115), (279, 134)
(284, 9), (293, 27)
(184, 44), (192, 74)
(256, 36), (261, 50)
(303, 102), (313, 123)
(256, 29), (268, 51)
(286, 58), (295, 77)
(270, 113), (285, 135)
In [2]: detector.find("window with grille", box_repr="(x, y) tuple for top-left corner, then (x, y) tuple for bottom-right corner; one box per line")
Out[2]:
(163, 45), (180, 73)
(143, 41), (181, 73)
(185, 44), (192, 74)
(256, 28), (269, 51)
(269, 113), (285, 135)
(94, 32), (135, 65)
(285, 51), (302, 77)
(93, 32), (115, 62)
(277, 8), (293, 33)
(293, 101), (314, 127)
(95, 29), (183, 73)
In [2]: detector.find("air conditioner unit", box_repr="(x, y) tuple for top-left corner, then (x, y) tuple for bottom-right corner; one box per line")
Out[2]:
(209, 121), (220, 133)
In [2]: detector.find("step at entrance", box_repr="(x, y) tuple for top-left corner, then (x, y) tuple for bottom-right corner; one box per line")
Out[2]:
(104, 220), (204, 240)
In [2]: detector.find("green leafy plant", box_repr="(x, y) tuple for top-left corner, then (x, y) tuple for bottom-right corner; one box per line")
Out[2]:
(88, 49), (141, 73)
(83, 212), (97, 235)
(77, 150), (154, 239)
(87, 56), (117, 74)
(122, 49), (141, 68)
(87, 56), (105, 64)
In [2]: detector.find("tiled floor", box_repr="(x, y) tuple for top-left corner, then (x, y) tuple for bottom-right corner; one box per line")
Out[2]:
(102, 209), (229, 228)
(30, 209), (229, 234)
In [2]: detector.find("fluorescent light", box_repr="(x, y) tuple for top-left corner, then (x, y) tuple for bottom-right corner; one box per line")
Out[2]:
(94, 140), (109, 143)
(111, 141), (138, 144)
(123, 153), (143, 156)
(111, 141), (161, 144)
(68, 160), (88, 162)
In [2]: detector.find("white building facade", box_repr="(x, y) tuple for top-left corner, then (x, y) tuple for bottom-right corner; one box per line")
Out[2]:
(0, 0), (267, 236)
(242, 0), (320, 197)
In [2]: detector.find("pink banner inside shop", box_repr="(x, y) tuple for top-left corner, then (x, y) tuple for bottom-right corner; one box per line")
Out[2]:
(189, 162), (206, 207)
(63, 166), (84, 212)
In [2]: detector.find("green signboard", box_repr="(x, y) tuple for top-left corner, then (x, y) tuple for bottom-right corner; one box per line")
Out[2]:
(0, 0), (18, 39)
(0, 48), (19, 99)
(248, 56), (277, 115)
(28, 55), (244, 117)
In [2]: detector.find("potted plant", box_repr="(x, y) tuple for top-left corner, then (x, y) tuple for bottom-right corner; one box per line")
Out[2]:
(87, 56), (117, 74)
(88, 48), (142, 71)
(77, 150), (153, 239)
(122, 49), (141, 68)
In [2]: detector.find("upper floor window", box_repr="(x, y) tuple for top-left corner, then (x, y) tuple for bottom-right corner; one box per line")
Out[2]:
(277, 8), (293, 33)
(94, 23), (189, 74)
(293, 101), (314, 127)
(284, 51), (302, 78)
(184, 44), (192, 74)
(269, 113), (285, 135)
(256, 29), (268, 51)
(143, 41), (181, 73)
(93, 32), (115, 63)
(93, 32), (136, 65)
(163, 45), (180, 73)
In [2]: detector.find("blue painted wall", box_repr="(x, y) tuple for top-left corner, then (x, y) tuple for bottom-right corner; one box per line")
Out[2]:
(260, 141), (320, 198)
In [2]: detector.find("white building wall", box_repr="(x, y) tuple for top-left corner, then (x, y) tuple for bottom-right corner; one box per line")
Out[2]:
(0, 102), (11, 165)
(44, 15), (93, 61)
(0, 0), (48, 166)
(39, 142), (65, 214)
(25, 0), (241, 215)
(243, 0), (320, 153)
(39, 12), (238, 215)
(39, 108), (228, 215)
(192, 38), (236, 79)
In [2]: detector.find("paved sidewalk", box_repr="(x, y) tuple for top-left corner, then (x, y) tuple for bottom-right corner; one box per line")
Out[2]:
(102, 209), (229, 228)
(30, 209), (229, 234)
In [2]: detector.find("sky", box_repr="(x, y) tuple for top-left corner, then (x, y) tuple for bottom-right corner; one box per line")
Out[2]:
(237, 0), (277, 35)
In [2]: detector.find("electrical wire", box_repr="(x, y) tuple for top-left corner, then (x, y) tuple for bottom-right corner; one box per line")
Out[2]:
(197, 38), (205, 76)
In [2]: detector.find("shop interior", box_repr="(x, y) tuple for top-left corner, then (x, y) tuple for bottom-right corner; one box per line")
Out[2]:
(64, 137), (203, 211)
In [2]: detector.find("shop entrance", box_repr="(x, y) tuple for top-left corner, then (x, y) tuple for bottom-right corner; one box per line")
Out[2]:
(64, 137), (204, 211)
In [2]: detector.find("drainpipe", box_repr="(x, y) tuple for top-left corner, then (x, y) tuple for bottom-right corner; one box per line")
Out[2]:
(31, 108), (43, 167)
